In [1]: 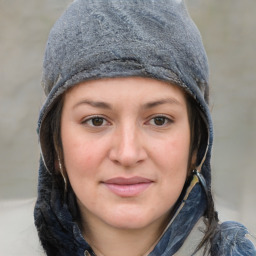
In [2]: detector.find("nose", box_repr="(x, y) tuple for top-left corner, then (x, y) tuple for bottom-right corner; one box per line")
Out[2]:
(108, 124), (147, 168)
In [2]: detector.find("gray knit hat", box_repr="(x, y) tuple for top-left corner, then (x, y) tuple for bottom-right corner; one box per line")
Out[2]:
(39, 0), (212, 183)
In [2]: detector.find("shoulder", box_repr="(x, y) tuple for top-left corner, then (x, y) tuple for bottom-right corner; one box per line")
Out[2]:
(175, 218), (256, 256)
(0, 198), (45, 256)
(211, 221), (256, 256)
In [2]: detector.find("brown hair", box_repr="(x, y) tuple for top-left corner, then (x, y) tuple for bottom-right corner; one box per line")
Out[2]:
(185, 93), (219, 254)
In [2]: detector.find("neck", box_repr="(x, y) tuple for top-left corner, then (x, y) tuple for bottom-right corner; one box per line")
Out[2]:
(81, 212), (170, 256)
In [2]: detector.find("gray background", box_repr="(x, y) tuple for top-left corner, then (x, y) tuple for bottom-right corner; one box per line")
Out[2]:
(1, 0), (256, 234)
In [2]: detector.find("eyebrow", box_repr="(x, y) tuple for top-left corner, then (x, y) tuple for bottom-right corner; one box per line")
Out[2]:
(73, 100), (112, 110)
(142, 98), (182, 109)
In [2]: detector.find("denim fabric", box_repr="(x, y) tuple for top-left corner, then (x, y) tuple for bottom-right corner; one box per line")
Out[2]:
(34, 0), (255, 255)
(210, 221), (256, 256)
(149, 183), (207, 256)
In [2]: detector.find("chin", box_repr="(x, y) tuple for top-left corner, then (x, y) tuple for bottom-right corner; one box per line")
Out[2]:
(103, 207), (169, 230)
(108, 217), (152, 230)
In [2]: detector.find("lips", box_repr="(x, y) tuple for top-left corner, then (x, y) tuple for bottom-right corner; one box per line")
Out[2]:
(103, 176), (153, 197)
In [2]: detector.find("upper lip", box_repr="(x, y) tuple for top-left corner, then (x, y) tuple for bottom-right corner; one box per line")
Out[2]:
(103, 176), (153, 185)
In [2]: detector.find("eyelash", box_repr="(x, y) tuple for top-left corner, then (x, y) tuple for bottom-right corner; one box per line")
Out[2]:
(81, 115), (110, 127)
(147, 115), (173, 127)
(82, 115), (173, 128)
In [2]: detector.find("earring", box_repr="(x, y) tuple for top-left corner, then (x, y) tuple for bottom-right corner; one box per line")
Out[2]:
(58, 155), (67, 192)
(192, 169), (208, 199)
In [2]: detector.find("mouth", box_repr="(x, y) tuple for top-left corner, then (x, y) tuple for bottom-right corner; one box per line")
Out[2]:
(102, 176), (153, 197)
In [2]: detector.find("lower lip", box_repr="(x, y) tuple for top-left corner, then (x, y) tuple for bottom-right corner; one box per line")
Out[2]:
(104, 183), (152, 197)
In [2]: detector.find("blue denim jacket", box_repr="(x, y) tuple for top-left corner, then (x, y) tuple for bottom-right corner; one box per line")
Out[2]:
(34, 0), (256, 255)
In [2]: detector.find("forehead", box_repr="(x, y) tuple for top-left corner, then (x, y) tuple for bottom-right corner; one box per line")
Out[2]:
(64, 77), (187, 106)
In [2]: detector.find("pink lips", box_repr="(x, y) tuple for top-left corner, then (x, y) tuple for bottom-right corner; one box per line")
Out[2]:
(103, 177), (153, 197)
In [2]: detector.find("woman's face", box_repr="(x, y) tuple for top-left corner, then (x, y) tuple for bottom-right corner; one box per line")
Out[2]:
(61, 77), (191, 231)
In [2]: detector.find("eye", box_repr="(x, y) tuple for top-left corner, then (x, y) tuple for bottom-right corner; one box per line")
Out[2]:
(82, 116), (109, 127)
(148, 116), (172, 126)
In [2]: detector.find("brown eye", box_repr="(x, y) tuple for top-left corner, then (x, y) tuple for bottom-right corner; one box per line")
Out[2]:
(83, 116), (108, 127)
(154, 117), (166, 126)
(148, 116), (172, 126)
(91, 117), (104, 126)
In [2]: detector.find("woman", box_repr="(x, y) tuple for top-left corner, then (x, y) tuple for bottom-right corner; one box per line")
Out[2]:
(34, 0), (256, 255)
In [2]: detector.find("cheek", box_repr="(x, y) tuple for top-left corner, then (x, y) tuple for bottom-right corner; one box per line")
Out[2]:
(160, 136), (190, 198)
(153, 132), (191, 170)
(61, 127), (104, 178)
(64, 142), (101, 176)
(151, 131), (190, 199)
(62, 138), (103, 203)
